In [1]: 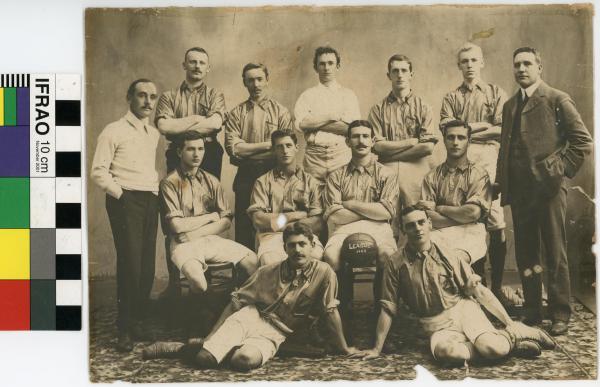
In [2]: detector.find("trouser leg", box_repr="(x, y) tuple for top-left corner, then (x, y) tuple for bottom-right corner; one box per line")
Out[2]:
(539, 184), (571, 322)
(234, 182), (255, 250)
(106, 195), (128, 332)
(107, 191), (149, 333)
(489, 229), (507, 293)
(511, 200), (543, 320)
(137, 193), (158, 321)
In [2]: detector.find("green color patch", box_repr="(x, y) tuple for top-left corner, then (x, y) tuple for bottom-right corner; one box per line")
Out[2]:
(0, 178), (29, 228)
(3, 87), (16, 126)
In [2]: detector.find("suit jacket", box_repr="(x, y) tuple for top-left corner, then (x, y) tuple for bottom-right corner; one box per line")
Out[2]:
(497, 81), (592, 205)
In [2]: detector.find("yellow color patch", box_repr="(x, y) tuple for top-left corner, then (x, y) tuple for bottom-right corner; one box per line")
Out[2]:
(0, 88), (4, 126)
(0, 229), (30, 279)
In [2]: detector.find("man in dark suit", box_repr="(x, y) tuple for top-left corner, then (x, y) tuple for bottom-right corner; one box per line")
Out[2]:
(496, 47), (592, 336)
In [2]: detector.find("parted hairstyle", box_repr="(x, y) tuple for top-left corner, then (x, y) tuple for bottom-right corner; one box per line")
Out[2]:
(313, 46), (341, 69)
(347, 120), (375, 138)
(242, 62), (269, 80)
(271, 130), (298, 147)
(440, 119), (472, 138)
(174, 131), (205, 152)
(282, 222), (315, 244)
(184, 47), (209, 62)
(456, 42), (484, 63)
(387, 54), (413, 73)
(513, 46), (542, 65)
(126, 78), (154, 101)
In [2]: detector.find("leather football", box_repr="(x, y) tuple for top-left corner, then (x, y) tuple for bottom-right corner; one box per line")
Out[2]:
(341, 233), (378, 267)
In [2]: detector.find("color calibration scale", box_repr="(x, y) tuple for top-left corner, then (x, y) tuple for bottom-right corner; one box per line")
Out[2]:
(0, 74), (81, 330)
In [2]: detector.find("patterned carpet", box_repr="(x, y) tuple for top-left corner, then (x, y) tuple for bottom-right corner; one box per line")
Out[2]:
(89, 278), (597, 382)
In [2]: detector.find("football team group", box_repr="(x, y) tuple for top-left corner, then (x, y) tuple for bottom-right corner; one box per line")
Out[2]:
(91, 41), (592, 370)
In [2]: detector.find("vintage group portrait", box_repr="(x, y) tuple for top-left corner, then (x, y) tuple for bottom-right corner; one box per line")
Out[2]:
(85, 5), (596, 382)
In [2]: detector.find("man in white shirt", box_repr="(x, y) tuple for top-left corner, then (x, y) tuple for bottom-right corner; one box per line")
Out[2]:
(294, 46), (361, 184)
(91, 79), (160, 352)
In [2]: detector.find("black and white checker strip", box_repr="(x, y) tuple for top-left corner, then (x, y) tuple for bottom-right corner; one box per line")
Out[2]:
(0, 73), (30, 87)
(54, 75), (82, 330)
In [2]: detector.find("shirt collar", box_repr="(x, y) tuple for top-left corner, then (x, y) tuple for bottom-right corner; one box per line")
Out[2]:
(281, 259), (317, 283)
(521, 78), (542, 99)
(459, 79), (484, 93)
(177, 165), (202, 180)
(386, 90), (414, 104)
(441, 158), (470, 173)
(405, 243), (436, 263)
(273, 166), (302, 180)
(318, 80), (341, 91)
(245, 96), (271, 110)
(180, 80), (207, 94)
(124, 110), (149, 132)
(347, 156), (376, 176)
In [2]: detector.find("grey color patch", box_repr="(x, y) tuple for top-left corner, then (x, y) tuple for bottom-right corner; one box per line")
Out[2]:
(30, 228), (56, 279)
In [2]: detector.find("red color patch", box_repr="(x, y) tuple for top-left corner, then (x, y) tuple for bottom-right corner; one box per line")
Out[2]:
(0, 280), (30, 330)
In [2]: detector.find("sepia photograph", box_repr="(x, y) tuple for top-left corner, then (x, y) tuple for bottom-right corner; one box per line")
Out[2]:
(86, 5), (596, 382)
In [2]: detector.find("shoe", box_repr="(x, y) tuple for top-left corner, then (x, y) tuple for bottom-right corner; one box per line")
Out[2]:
(116, 333), (134, 353)
(506, 322), (555, 350)
(142, 341), (185, 360)
(550, 320), (568, 336)
(513, 339), (542, 358)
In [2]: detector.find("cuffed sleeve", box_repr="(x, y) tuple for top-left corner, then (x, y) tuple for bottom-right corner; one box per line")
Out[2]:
(420, 171), (438, 203)
(224, 105), (244, 161)
(247, 177), (270, 216)
(154, 92), (175, 124)
(368, 103), (386, 143)
(379, 254), (401, 317)
(293, 91), (310, 131)
(378, 167), (399, 218)
(464, 167), (492, 220)
(159, 179), (184, 224)
(322, 170), (344, 221)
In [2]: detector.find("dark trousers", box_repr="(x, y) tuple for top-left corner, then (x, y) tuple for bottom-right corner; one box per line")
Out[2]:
(233, 161), (274, 249)
(510, 181), (571, 322)
(106, 190), (158, 333)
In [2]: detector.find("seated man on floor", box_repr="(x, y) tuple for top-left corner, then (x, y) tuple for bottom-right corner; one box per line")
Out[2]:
(354, 206), (555, 364)
(143, 222), (357, 370)
(418, 120), (491, 277)
(248, 130), (325, 266)
(159, 131), (258, 292)
(323, 120), (398, 308)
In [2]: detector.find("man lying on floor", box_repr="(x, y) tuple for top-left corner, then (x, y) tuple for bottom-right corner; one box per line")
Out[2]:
(143, 222), (357, 370)
(353, 205), (555, 365)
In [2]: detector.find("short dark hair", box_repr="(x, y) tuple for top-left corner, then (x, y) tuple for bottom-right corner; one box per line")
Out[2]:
(126, 78), (153, 101)
(313, 46), (341, 69)
(271, 130), (298, 147)
(399, 204), (429, 229)
(174, 131), (205, 152)
(387, 54), (413, 73)
(282, 222), (314, 244)
(440, 120), (472, 138)
(242, 62), (269, 80)
(184, 47), (209, 62)
(513, 47), (542, 65)
(347, 120), (375, 138)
